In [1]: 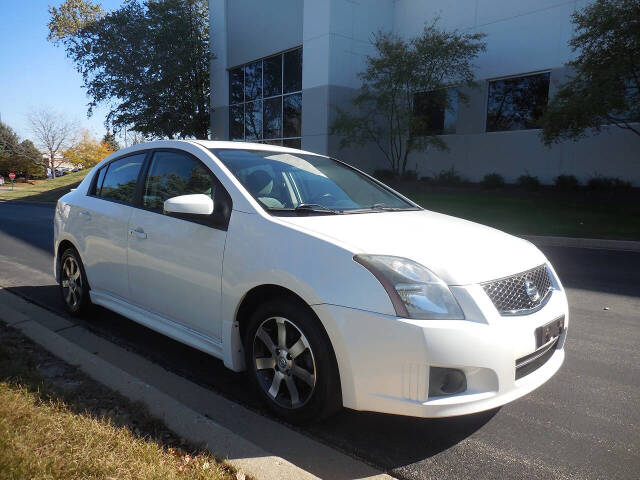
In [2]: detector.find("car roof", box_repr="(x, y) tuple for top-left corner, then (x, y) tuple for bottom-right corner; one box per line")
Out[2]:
(189, 139), (321, 157)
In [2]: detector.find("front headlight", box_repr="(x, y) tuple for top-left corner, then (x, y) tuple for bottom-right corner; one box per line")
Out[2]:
(354, 255), (464, 320)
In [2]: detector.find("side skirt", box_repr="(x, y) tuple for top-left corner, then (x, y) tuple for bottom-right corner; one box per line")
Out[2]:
(90, 290), (224, 360)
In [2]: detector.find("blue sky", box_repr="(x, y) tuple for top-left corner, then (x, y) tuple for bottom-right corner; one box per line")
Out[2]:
(0, 0), (124, 141)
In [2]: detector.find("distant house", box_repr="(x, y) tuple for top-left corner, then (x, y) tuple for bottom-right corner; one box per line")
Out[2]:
(41, 152), (75, 170)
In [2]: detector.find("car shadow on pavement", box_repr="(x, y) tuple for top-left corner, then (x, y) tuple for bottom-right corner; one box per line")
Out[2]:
(5, 283), (500, 471)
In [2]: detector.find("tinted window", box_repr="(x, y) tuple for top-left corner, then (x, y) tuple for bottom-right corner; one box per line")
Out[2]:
(283, 48), (302, 94)
(283, 93), (302, 138)
(413, 89), (457, 136)
(228, 47), (302, 144)
(487, 72), (550, 132)
(245, 100), (263, 140)
(143, 151), (215, 211)
(264, 97), (282, 139)
(99, 154), (145, 204)
(244, 61), (262, 101)
(263, 54), (282, 97)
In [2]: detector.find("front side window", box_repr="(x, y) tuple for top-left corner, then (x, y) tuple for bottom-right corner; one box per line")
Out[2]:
(142, 151), (215, 211)
(486, 72), (551, 132)
(228, 47), (302, 146)
(212, 149), (417, 215)
(98, 154), (145, 204)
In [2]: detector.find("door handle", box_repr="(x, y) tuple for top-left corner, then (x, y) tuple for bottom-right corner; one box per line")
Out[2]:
(129, 228), (147, 239)
(79, 211), (91, 219)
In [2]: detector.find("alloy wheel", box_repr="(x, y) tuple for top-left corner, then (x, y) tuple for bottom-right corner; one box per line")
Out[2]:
(252, 316), (317, 409)
(61, 255), (83, 311)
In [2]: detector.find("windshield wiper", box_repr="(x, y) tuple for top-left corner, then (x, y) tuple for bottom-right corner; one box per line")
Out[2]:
(294, 203), (340, 214)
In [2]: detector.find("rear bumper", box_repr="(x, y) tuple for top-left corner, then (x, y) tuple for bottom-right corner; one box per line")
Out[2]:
(313, 284), (568, 418)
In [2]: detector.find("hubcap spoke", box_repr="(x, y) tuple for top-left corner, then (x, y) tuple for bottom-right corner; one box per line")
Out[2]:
(71, 269), (80, 281)
(65, 288), (73, 304)
(268, 371), (284, 398)
(62, 280), (69, 288)
(292, 365), (315, 387)
(285, 376), (301, 407)
(255, 356), (276, 370)
(288, 337), (307, 359)
(276, 318), (287, 349)
(256, 327), (276, 355)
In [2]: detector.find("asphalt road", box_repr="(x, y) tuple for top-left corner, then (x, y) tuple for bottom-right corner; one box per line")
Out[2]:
(1, 201), (639, 480)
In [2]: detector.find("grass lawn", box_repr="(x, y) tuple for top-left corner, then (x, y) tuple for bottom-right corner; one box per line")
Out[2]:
(0, 322), (234, 480)
(0, 170), (91, 203)
(396, 185), (640, 241)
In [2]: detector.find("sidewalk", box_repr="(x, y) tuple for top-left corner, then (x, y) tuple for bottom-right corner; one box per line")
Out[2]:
(0, 288), (393, 480)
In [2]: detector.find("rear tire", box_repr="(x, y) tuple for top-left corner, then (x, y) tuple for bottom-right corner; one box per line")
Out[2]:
(244, 298), (342, 424)
(59, 247), (92, 316)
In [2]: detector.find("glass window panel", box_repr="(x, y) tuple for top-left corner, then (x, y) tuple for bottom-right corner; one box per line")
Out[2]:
(229, 105), (244, 140)
(143, 151), (215, 211)
(99, 154), (145, 204)
(263, 54), (282, 98)
(283, 93), (302, 138)
(282, 138), (301, 149)
(245, 100), (263, 140)
(443, 89), (457, 134)
(229, 67), (244, 104)
(486, 73), (550, 132)
(413, 90), (445, 136)
(283, 48), (302, 94)
(92, 166), (107, 195)
(263, 97), (282, 139)
(244, 61), (262, 102)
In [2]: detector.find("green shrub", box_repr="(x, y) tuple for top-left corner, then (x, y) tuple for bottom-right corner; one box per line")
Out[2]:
(482, 173), (505, 189)
(517, 172), (541, 191)
(587, 176), (632, 192)
(554, 174), (580, 191)
(401, 170), (418, 181)
(435, 166), (467, 186)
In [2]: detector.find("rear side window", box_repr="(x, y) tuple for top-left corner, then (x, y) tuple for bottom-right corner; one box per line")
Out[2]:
(143, 151), (216, 211)
(99, 154), (145, 204)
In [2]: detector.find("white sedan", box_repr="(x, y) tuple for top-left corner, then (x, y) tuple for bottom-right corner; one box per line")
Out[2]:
(54, 140), (568, 423)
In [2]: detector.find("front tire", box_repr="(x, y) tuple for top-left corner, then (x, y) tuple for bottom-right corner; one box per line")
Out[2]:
(59, 247), (92, 315)
(244, 298), (342, 424)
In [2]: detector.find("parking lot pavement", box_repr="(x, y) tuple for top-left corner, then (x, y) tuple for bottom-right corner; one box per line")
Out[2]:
(1, 202), (639, 480)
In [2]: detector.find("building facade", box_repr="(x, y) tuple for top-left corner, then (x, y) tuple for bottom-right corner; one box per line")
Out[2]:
(209, 0), (639, 184)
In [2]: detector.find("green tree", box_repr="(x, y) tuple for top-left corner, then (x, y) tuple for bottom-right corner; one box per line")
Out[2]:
(541, 0), (640, 144)
(0, 122), (45, 178)
(102, 130), (120, 151)
(330, 23), (485, 175)
(48, 0), (210, 139)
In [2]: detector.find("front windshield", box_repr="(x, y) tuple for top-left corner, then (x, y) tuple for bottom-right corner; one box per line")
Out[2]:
(210, 149), (418, 214)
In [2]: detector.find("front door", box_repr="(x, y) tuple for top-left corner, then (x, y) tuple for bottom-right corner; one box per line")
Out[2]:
(126, 150), (227, 341)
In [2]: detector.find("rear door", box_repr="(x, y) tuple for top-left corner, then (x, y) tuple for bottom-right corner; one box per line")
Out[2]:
(80, 153), (146, 299)
(126, 149), (229, 341)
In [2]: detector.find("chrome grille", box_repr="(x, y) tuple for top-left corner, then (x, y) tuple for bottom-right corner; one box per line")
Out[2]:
(482, 265), (552, 315)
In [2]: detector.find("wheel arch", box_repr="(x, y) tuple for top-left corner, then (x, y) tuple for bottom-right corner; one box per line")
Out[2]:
(227, 284), (340, 387)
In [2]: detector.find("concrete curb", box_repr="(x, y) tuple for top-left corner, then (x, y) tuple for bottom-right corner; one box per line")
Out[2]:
(521, 235), (640, 252)
(0, 289), (393, 480)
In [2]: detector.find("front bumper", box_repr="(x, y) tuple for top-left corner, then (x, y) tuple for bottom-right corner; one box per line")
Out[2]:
(313, 281), (569, 418)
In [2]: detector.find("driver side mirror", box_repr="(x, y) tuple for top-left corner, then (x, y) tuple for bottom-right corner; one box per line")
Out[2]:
(164, 194), (214, 217)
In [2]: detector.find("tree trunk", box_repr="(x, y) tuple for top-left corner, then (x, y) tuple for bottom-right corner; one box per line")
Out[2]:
(50, 153), (56, 179)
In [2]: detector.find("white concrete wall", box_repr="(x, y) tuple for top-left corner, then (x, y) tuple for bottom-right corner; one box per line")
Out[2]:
(210, 0), (640, 184)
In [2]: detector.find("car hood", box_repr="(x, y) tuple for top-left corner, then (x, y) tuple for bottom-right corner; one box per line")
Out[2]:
(279, 209), (547, 286)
